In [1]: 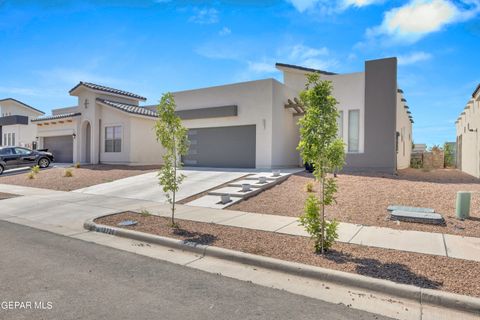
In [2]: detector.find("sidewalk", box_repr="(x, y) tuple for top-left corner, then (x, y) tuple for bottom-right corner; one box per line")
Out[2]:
(1, 183), (479, 262)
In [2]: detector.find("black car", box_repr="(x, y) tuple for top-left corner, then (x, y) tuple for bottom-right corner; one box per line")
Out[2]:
(0, 147), (55, 175)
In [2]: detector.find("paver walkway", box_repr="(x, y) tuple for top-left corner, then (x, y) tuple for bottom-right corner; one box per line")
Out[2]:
(1, 183), (479, 262)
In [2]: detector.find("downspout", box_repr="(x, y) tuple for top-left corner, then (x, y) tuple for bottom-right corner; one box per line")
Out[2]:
(98, 118), (102, 164)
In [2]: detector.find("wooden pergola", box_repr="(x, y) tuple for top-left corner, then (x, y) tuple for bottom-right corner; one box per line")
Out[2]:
(284, 98), (305, 116)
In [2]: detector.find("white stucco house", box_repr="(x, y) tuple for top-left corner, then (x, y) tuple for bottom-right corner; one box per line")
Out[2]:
(0, 98), (44, 149)
(30, 57), (412, 173)
(455, 84), (480, 177)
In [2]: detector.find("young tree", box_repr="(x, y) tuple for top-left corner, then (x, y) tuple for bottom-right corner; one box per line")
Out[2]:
(297, 73), (345, 254)
(155, 93), (189, 227)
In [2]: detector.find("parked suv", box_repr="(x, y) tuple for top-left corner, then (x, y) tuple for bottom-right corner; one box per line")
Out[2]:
(0, 147), (55, 175)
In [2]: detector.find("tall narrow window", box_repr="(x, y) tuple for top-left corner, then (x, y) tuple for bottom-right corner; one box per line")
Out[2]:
(337, 111), (344, 139)
(12, 133), (15, 146)
(348, 110), (360, 152)
(7, 133), (11, 146)
(105, 126), (122, 152)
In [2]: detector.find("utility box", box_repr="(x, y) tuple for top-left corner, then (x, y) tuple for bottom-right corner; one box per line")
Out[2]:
(456, 191), (471, 219)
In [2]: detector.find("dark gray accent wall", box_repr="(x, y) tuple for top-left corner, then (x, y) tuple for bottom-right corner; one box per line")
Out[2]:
(175, 105), (238, 120)
(0, 115), (29, 126)
(344, 57), (398, 173)
(182, 125), (256, 168)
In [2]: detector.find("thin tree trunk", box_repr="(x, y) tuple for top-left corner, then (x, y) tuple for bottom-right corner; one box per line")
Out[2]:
(321, 175), (325, 254)
(172, 137), (176, 226)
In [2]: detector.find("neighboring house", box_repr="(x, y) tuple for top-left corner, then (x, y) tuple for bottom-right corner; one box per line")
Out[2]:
(32, 57), (413, 172)
(0, 98), (44, 149)
(412, 143), (427, 153)
(455, 84), (480, 177)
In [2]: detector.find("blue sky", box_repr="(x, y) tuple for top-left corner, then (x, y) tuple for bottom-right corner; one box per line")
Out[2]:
(1, 0), (479, 146)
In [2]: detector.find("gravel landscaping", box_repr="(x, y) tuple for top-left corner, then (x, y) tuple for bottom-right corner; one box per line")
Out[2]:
(0, 165), (158, 191)
(229, 169), (480, 237)
(0, 192), (20, 200)
(96, 211), (480, 297)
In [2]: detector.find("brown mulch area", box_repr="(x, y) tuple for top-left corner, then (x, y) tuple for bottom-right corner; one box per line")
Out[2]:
(229, 168), (480, 237)
(96, 211), (480, 297)
(0, 192), (20, 200)
(0, 165), (158, 191)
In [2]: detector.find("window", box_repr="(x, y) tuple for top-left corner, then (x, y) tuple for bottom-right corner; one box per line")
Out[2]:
(14, 147), (30, 155)
(0, 148), (13, 155)
(11, 133), (15, 146)
(348, 110), (360, 152)
(7, 133), (11, 146)
(105, 126), (122, 152)
(2, 134), (5, 146)
(337, 111), (344, 139)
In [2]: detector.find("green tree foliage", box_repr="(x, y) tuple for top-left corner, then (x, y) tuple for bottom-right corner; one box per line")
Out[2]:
(297, 73), (345, 253)
(443, 143), (455, 168)
(155, 93), (189, 227)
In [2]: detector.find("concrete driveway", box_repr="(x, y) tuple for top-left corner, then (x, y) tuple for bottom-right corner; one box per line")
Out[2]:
(73, 167), (250, 202)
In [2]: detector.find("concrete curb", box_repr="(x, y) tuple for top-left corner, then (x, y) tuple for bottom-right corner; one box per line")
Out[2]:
(84, 218), (480, 316)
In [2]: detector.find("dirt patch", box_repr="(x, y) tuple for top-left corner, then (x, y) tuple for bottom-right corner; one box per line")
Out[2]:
(0, 165), (158, 191)
(96, 211), (480, 297)
(229, 169), (480, 237)
(0, 192), (20, 200)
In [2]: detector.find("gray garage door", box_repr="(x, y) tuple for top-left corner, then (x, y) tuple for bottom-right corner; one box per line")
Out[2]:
(182, 125), (256, 168)
(43, 136), (73, 163)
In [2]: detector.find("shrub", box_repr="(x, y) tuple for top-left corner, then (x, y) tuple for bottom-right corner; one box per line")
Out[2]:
(27, 172), (36, 180)
(444, 143), (455, 168)
(299, 195), (339, 252)
(305, 182), (314, 193)
(63, 169), (73, 177)
(31, 165), (40, 174)
(74, 162), (81, 168)
(140, 209), (151, 217)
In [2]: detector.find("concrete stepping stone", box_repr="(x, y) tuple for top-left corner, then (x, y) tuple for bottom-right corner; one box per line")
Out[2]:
(228, 179), (274, 189)
(208, 186), (261, 198)
(387, 205), (435, 213)
(390, 210), (445, 225)
(184, 195), (242, 210)
(245, 172), (289, 181)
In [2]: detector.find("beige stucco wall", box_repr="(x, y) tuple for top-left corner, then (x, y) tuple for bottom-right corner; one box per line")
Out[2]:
(271, 81), (301, 167)
(129, 116), (165, 165)
(173, 79), (280, 168)
(396, 92), (412, 170)
(456, 98), (480, 178)
(281, 68), (366, 154)
(0, 99), (44, 148)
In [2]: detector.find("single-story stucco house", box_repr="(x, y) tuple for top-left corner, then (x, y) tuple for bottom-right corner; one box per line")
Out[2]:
(26, 57), (412, 173)
(0, 98), (45, 149)
(455, 84), (480, 177)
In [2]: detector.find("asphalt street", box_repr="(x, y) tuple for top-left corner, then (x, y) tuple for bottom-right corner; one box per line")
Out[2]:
(0, 221), (390, 320)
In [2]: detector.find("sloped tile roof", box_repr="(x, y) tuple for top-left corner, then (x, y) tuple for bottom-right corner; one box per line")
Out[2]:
(473, 83), (480, 98)
(0, 98), (45, 115)
(69, 82), (146, 101)
(31, 112), (81, 122)
(96, 98), (158, 117)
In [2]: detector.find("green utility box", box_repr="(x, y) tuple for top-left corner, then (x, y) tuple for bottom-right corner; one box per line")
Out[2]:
(456, 191), (471, 219)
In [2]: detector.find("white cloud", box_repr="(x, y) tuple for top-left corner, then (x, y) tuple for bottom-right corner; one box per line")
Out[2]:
(219, 27), (231, 36)
(245, 44), (336, 77)
(247, 61), (277, 73)
(397, 51), (433, 65)
(189, 8), (219, 24)
(286, 0), (383, 13)
(368, 0), (480, 43)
